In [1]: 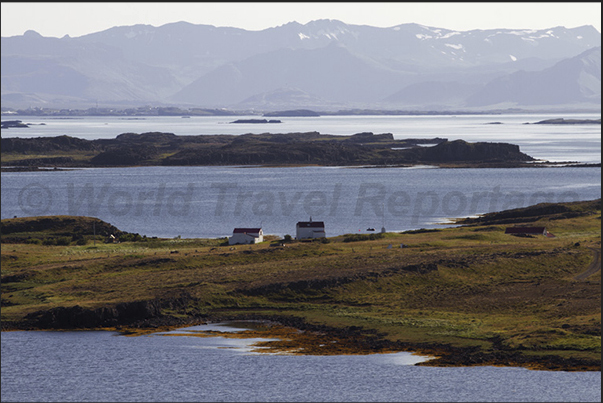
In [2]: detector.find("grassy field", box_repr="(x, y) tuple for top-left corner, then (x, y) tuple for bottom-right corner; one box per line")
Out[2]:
(1, 199), (600, 370)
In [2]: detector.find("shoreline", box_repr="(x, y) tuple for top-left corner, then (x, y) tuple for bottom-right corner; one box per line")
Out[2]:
(1, 161), (601, 172)
(2, 317), (600, 372)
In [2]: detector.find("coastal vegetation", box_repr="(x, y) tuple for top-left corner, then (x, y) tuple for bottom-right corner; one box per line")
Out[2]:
(1, 131), (541, 168)
(1, 199), (600, 371)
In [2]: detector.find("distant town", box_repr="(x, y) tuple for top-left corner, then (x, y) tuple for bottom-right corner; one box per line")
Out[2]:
(0, 106), (503, 118)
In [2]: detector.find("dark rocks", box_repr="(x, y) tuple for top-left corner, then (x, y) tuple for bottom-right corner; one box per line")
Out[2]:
(91, 145), (159, 166)
(345, 132), (394, 142)
(230, 119), (282, 124)
(22, 295), (195, 329)
(24, 302), (160, 329)
(1, 120), (29, 129)
(2, 131), (538, 168)
(414, 139), (535, 162)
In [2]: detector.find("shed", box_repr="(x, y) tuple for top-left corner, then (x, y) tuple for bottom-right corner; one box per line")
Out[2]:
(504, 227), (547, 236)
(229, 228), (263, 245)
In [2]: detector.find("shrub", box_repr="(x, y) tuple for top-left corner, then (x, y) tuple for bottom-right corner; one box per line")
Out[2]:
(55, 237), (71, 246)
(120, 233), (142, 242)
(343, 233), (384, 243)
(402, 228), (441, 234)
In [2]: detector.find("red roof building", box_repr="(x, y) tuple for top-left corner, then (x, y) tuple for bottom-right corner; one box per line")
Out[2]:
(229, 228), (263, 245)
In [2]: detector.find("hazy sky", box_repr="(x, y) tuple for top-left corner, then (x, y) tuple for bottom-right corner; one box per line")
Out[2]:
(1, 2), (601, 38)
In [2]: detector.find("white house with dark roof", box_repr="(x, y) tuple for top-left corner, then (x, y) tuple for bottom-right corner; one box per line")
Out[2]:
(229, 228), (263, 245)
(296, 218), (325, 239)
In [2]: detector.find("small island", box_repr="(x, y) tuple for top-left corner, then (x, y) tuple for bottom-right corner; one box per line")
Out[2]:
(230, 119), (282, 124)
(529, 118), (601, 125)
(2, 131), (544, 169)
(1, 120), (29, 129)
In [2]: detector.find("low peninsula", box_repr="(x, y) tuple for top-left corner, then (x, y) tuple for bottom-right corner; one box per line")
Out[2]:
(530, 118), (601, 125)
(1, 120), (30, 129)
(2, 131), (545, 169)
(1, 199), (600, 371)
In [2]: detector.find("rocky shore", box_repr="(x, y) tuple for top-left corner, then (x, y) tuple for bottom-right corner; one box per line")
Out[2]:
(2, 302), (599, 371)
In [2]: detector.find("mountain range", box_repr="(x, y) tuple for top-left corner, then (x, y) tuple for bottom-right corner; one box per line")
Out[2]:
(1, 20), (600, 111)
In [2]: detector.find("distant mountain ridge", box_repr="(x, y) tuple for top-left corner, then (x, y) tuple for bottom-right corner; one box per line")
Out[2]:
(1, 20), (600, 111)
(466, 46), (601, 106)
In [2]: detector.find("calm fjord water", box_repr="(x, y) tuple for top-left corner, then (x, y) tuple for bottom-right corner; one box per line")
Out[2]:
(1, 114), (601, 238)
(2, 113), (601, 163)
(1, 165), (600, 238)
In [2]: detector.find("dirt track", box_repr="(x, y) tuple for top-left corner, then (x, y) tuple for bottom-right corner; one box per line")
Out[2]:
(574, 248), (601, 280)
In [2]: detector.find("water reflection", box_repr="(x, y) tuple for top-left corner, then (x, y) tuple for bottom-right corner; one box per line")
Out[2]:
(150, 321), (433, 362)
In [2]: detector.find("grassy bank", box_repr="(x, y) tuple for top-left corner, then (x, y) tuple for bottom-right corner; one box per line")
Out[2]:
(1, 199), (600, 370)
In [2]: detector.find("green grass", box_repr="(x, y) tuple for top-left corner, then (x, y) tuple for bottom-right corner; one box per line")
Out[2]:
(1, 199), (601, 370)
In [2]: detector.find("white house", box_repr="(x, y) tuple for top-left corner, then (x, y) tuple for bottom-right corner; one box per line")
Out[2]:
(296, 218), (325, 239)
(229, 228), (263, 245)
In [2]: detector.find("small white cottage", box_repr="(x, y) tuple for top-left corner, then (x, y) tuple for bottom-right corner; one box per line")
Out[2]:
(296, 218), (325, 239)
(229, 228), (263, 245)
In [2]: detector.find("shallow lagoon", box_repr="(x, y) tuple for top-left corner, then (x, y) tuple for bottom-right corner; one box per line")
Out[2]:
(2, 323), (601, 402)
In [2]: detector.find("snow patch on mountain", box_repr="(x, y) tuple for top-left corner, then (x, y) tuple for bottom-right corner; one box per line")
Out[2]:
(440, 32), (461, 39)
